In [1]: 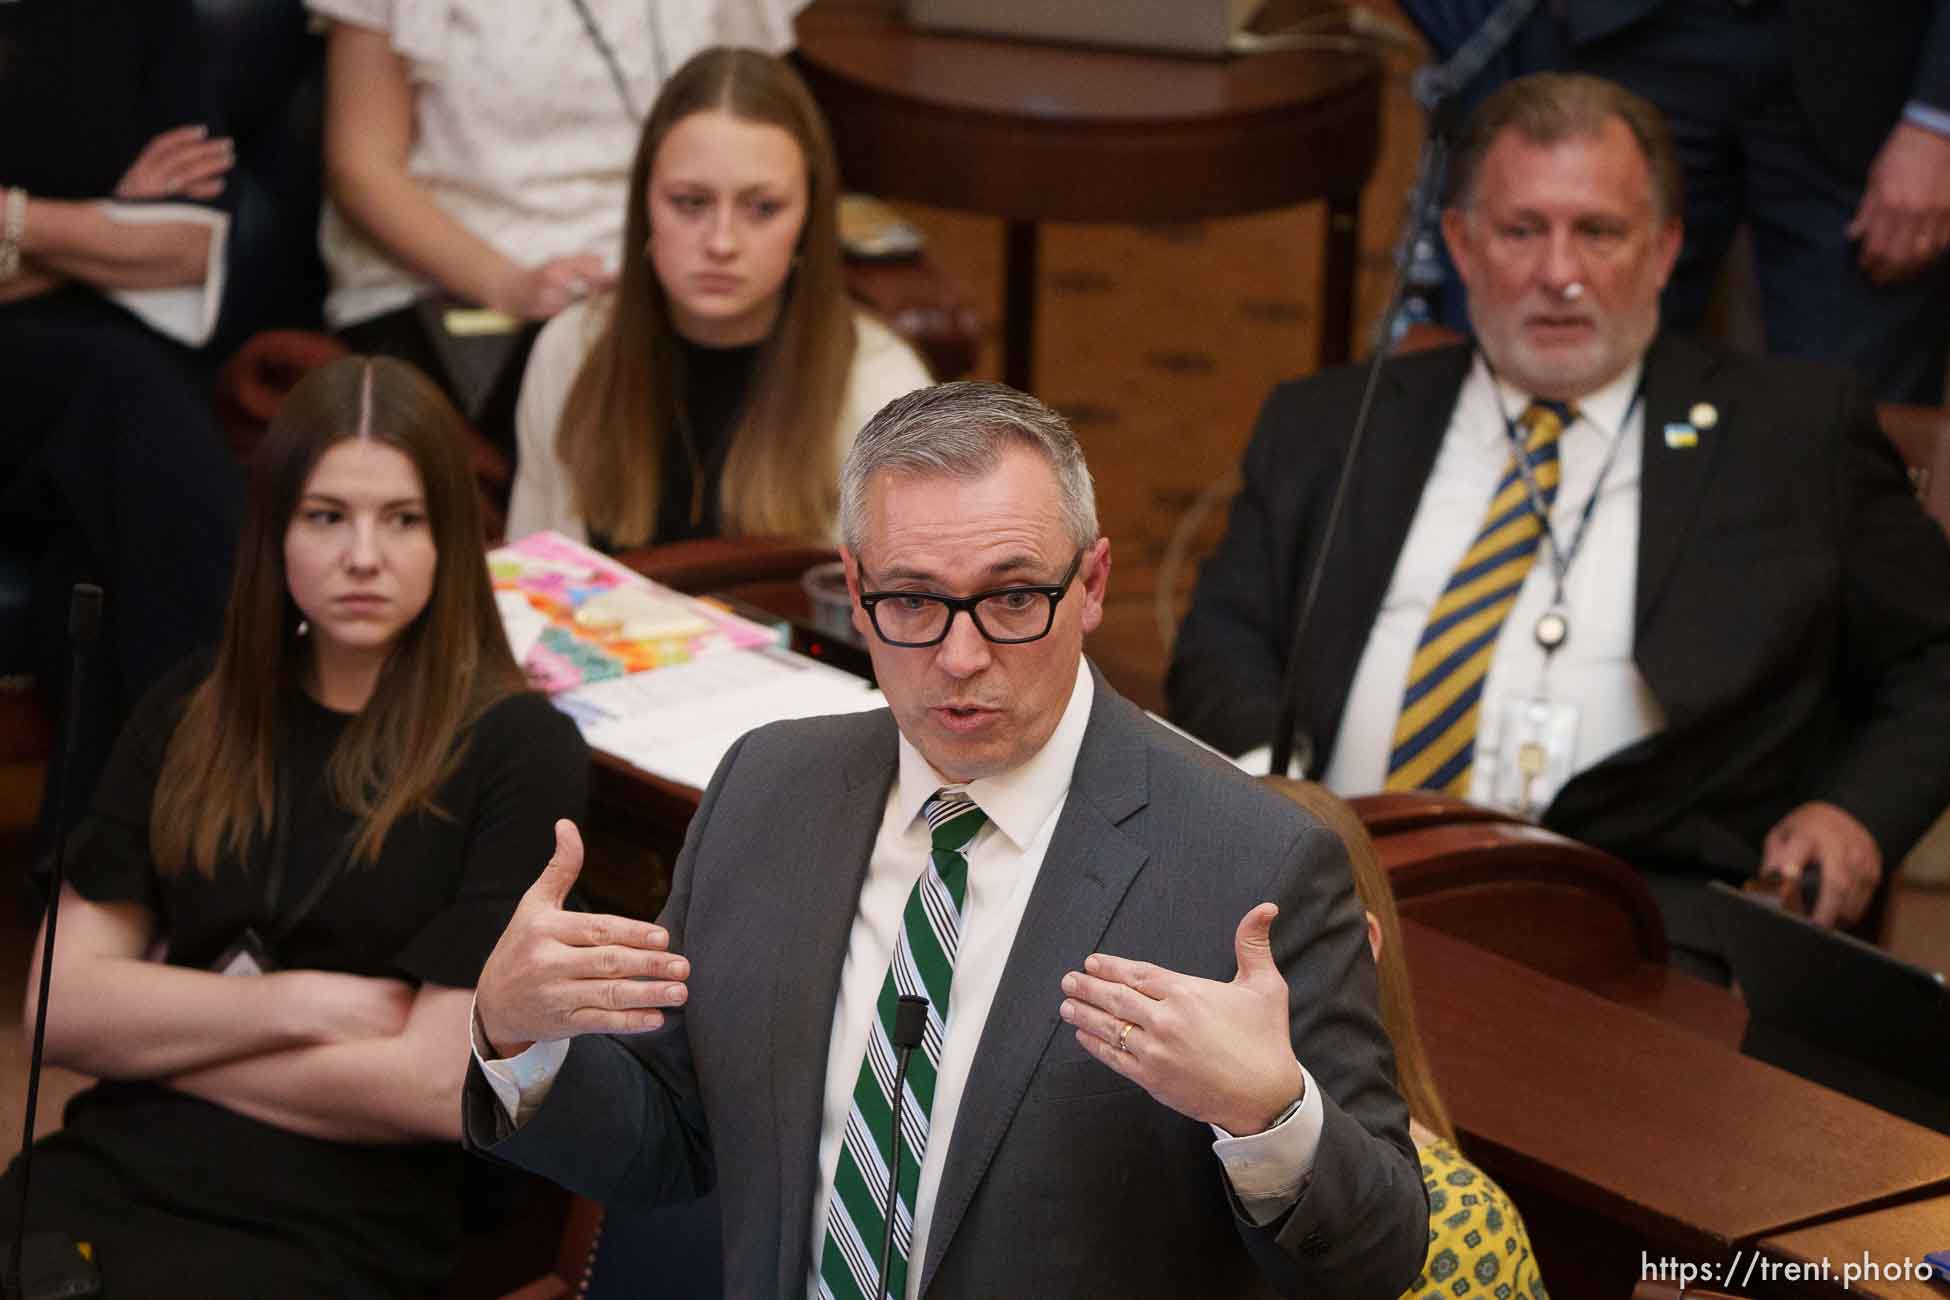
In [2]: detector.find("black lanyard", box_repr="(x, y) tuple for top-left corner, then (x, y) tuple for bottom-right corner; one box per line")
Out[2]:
(567, 0), (667, 122)
(1489, 368), (1644, 612)
(258, 754), (355, 951)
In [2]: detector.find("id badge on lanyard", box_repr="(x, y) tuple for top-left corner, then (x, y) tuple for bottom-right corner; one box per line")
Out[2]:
(1480, 374), (1641, 819)
(1489, 694), (1581, 818)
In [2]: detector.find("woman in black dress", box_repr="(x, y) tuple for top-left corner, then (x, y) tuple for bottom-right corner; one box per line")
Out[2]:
(2, 356), (588, 1297)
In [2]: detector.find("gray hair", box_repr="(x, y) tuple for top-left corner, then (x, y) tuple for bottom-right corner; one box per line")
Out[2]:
(1445, 72), (1683, 222)
(839, 381), (1099, 553)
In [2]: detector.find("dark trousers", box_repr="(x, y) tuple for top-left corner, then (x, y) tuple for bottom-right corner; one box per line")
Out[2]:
(0, 289), (242, 870)
(1576, 3), (1950, 404)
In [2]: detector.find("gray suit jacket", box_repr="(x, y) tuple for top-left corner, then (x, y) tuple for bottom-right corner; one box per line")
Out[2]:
(465, 668), (1426, 1299)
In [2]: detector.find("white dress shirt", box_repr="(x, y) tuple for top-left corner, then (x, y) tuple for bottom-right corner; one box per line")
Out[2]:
(1321, 354), (1666, 799)
(476, 660), (1327, 1299)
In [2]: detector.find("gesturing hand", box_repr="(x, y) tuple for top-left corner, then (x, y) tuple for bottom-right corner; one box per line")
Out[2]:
(1760, 800), (1882, 929)
(115, 124), (235, 201)
(1060, 903), (1304, 1137)
(475, 820), (690, 1058)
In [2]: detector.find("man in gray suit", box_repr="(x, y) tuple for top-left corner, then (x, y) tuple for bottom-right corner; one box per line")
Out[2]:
(466, 383), (1427, 1299)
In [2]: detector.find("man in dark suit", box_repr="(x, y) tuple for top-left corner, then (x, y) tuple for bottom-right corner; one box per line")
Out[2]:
(1168, 74), (1950, 976)
(1568, 0), (1950, 403)
(465, 383), (1427, 1298)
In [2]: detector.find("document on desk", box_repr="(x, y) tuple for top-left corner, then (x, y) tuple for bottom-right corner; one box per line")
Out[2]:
(566, 648), (884, 788)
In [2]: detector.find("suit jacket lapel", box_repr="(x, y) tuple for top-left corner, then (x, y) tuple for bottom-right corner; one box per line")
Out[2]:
(1307, 345), (1469, 772)
(1635, 334), (1731, 641)
(919, 674), (1152, 1295)
(771, 716), (899, 1299)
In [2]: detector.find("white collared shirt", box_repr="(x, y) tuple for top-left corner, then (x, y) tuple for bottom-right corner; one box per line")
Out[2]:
(477, 660), (1324, 1300)
(1321, 354), (1666, 796)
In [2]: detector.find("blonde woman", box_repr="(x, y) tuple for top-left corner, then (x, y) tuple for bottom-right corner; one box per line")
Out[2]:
(507, 48), (931, 549)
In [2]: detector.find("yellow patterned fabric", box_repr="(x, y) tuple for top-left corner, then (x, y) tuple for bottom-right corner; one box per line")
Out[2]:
(1402, 1138), (1548, 1300)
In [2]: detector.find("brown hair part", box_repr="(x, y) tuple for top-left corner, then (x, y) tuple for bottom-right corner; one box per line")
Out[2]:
(1261, 777), (1456, 1145)
(555, 47), (857, 547)
(1445, 72), (1683, 222)
(151, 356), (528, 875)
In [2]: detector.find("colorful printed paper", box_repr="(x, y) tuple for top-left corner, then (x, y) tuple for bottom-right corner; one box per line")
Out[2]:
(489, 531), (781, 694)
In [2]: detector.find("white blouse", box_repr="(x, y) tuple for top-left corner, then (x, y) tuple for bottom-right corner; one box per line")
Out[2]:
(506, 297), (935, 544)
(305, 0), (809, 328)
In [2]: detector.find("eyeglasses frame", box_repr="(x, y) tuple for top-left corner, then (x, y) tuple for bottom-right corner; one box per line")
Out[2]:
(854, 547), (1089, 648)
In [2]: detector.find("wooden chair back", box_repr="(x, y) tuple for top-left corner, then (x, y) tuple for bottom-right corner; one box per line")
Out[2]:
(1348, 790), (1525, 837)
(612, 537), (840, 596)
(1370, 818), (1668, 988)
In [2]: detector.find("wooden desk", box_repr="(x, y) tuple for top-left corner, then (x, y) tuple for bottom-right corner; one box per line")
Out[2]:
(1760, 1197), (1950, 1300)
(1402, 920), (1950, 1299)
(794, 5), (1382, 390)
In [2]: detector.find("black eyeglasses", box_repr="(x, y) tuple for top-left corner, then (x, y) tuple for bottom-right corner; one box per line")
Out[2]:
(856, 549), (1087, 648)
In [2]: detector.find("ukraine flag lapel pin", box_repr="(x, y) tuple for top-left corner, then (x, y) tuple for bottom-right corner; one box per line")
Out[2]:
(1664, 402), (1715, 450)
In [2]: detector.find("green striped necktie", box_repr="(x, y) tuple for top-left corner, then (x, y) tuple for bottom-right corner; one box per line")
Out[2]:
(816, 789), (987, 1300)
(1384, 399), (1569, 794)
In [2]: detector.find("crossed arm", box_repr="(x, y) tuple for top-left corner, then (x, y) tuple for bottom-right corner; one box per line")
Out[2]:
(2, 126), (233, 305)
(28, 884), (470, 1144)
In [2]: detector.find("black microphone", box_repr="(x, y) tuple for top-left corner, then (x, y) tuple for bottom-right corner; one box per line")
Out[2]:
(1269, 103), (1452, 778)
(877, 994), (930, 1300)
(6, 585), (106, 1300)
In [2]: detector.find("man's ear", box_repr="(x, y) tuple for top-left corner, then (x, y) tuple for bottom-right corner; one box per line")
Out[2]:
(839, 546), (871, 641)
(1652, 215), (1684, 290)
(1365, 911), (1383, 964)
(1077, 536), (1111, 636)
(1440, 206), (1477, 290)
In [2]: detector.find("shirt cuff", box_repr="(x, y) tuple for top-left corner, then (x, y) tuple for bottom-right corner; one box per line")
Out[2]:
(1209, 1065), (1324, 1227)
(97, 202), (228, 347)
(1902, 101), (1950, 138)
(470, 994), (570, 1129)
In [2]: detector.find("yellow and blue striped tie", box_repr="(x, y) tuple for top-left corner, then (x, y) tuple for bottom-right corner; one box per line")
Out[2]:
(1384, 400), (1569, 794)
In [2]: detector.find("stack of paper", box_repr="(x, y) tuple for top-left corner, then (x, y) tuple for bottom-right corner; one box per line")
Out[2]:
(569, 649), (884, 789)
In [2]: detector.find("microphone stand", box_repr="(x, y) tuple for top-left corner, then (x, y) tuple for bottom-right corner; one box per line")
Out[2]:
(5, 585), (105, 1300)
(877, 995), (929, 1300)
(1268, 110), (1450, 777)
(1264, 0), (1545, 777)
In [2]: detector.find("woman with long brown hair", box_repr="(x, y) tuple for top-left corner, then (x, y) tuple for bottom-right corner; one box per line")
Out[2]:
(2, 357), (588, 1297)
(505, 47), (932, 549)
(1266, 779), (1549, 1300)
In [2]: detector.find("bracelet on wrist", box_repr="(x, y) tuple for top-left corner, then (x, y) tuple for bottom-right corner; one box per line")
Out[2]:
(0, 187), (27, 283)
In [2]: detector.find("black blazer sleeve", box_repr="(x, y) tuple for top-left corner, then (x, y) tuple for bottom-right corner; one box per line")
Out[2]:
(1167, 382), (1315, 757)
(460, 730), (759, 1204)
(1810, 384), (1950, 859)
(1914, 0), (1950, 115)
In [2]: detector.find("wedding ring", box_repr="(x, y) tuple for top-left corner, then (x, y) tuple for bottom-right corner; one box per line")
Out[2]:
(1117, 1021), (1134, 1053)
